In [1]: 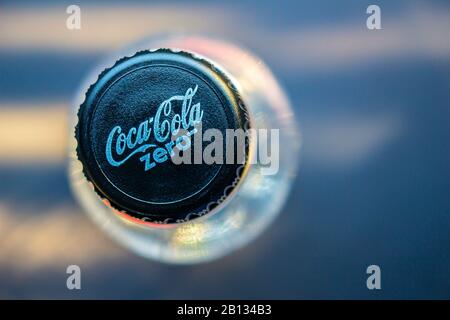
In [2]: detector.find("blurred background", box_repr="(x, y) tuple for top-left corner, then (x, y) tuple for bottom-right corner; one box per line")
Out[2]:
(0, 0), (449, 299)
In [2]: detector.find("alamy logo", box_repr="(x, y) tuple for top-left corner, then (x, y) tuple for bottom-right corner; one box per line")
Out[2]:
(105, 84), (280, 175)
(105, 85), (203, 171)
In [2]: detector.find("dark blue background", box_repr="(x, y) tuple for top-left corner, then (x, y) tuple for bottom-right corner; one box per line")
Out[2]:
(0, 0), (449, 299)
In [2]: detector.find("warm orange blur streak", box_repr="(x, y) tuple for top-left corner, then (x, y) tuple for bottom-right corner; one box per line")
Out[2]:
(0, 204), (125, 273)
(0, 6), (233, 51)
(0, 105), (67, 164)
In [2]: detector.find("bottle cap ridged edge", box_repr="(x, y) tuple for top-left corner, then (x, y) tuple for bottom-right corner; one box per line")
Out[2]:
(74, 48), (252, 225)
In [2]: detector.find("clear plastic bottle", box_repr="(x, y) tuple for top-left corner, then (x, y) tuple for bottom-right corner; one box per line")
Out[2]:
(68, 35), (300, 264)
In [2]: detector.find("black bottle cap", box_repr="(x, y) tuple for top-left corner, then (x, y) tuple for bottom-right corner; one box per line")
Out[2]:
(76, 49), (250, 225)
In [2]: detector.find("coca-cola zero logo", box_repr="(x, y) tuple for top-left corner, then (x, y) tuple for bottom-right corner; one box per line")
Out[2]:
(105, 85), (203, 171)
